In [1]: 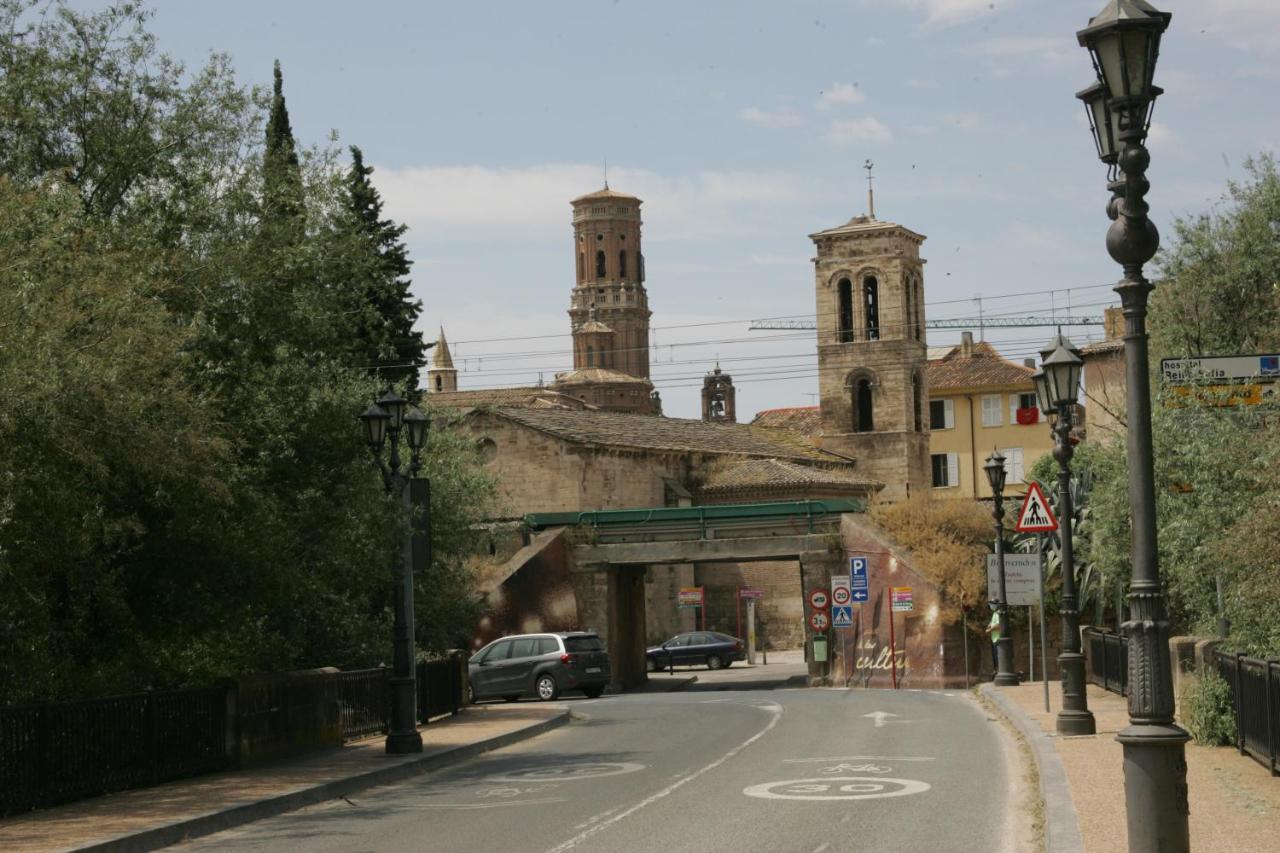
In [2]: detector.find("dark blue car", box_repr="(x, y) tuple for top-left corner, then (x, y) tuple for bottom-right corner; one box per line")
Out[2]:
(646, 631), (745, 672)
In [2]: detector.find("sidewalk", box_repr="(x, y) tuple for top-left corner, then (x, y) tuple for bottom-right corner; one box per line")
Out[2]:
(0, 704), (569, 853)
(985, 681), (1280, 853)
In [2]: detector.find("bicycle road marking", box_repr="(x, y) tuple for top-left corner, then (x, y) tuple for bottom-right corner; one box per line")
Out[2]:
(486, 761), (646, 783)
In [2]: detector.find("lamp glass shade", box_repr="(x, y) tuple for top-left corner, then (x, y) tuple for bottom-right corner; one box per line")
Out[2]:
(376, 388), (407, 430)
(1078, 1), (1170, 102)
(984, 450), (1008, 494)
(360, 403), (389, 449)
(1077, 82), (1119, 163)
(403, 407), (430, 450)
(1043, 343), (1084, 408)
(1032, 369), (1054, 416)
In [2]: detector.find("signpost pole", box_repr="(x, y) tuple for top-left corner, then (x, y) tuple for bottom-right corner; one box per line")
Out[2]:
(963, 608), (971, 689)
(1039, 536), (1049, 713)
(736, 588), (742, 645)
(746, 599), (757, 665)
(1029, 605), (1035, 683)
(889, 601), (898, 689)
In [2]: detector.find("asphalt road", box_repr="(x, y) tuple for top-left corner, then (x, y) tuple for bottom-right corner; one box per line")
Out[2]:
(179, 681), (1023, 853)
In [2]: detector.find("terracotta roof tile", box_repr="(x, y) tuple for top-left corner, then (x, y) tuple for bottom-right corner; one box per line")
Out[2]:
(552, 367), (651, 386)
(927, 341), (1035, 390)
(751, 406), (821, 436)
(427, 387), (591, 410)
(483, 407), (837, 462)
(699, 458), (879, 496)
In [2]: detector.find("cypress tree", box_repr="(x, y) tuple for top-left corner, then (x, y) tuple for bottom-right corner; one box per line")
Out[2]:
(264, 60), (303, 224)
(345, 145), (426, 388)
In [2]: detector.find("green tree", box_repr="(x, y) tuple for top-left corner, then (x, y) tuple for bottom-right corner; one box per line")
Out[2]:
(263, 59), (304, 226)
(343, 145), (426, 387)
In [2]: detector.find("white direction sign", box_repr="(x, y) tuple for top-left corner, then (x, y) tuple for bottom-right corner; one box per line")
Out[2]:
(987, 553), (1044, 607)
(832, 605), (853, 628)
(831, 576), (852, 606)
(1161, 354), (1280, 384)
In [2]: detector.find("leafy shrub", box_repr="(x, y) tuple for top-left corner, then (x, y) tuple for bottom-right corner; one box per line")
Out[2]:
(1183, 670), (1236, 747)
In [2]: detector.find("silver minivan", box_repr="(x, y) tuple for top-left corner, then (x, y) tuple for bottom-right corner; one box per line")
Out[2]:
(468, 631), (611, 702)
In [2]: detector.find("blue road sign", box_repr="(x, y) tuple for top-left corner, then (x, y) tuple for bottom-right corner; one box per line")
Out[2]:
(832, 605), (853, 628)
(851, 588), (869, 603)
(850, 556), (869, 590)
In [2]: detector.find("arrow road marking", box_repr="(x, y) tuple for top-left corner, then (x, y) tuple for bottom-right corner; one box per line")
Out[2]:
(862, 711), (909, 727)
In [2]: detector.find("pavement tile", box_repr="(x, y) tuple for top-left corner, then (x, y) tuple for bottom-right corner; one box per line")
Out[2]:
(995, 682), (1280, 853)
(0, 704), (567, 853)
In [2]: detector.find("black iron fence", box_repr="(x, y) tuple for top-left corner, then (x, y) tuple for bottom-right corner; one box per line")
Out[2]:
(0, 655), (468, 817)
(1212, 650), (1280, 777)
(1084, 627), (1128, 696)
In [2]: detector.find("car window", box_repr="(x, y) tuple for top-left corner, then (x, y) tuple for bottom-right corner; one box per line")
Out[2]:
(674, 634), (694, 647)
(510, 638), (538, 659)
(536, 637), (559, 655)
(694, 633), (715, 645)
(565, 635), (605, 652)
(485, 640), (513, 662)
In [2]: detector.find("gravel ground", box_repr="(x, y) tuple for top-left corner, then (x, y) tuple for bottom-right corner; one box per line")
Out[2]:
(997, 681), (1280, 853)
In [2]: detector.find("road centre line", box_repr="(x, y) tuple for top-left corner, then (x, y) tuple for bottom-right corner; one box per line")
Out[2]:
(541, 703), (784, 853)
(784, 756), (936, 763)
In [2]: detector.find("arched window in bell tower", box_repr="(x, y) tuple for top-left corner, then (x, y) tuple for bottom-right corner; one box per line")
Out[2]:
(837, 278), (853, 343)
(435, 374), (443, 392)
(619, 250), (627, 278)
(863, 275), (880, 340)
(586, 345), (595, 367)
(912, 371), (923, 431)
(852, 378), (874, 432)
(595, 250), (606, 280)
(904, 279), (913, 342)
(578, 252), (584, 282)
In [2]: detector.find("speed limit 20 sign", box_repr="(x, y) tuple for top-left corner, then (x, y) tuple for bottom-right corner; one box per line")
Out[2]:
(831, 576), (852, 606)
(808, 589), (830, 610)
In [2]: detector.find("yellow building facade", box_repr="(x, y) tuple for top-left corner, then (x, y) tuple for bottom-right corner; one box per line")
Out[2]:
(926, 333), (1056, 500)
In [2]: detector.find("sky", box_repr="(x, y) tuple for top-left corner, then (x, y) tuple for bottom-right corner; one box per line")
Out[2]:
(137, 0), (1280, 420)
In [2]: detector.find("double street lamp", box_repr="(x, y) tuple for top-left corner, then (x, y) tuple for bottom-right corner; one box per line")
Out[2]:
(360, 387), (430, 755)
(984, 450), (1019, 687)
(1032, 336), (1096, 737)
(1076, 2), (1189, 850)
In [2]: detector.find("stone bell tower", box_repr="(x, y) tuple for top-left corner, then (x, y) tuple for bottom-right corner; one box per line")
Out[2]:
(427, 328), (458, 394)
(701, 363), (736, 422)
(567, 187), (651, 379)
(810, 210), (929, 500)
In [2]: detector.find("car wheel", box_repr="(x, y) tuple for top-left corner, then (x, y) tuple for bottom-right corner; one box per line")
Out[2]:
(503, 695), (521, 703)
(706, 654), (724, 670)
(466, 683), (475, 704)
(536, 674), (559, 701)
(646, 657), (658, 672)
(583, 686), (604, 699)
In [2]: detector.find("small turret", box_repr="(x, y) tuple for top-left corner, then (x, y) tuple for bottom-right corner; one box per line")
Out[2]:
(427, 328), (458, 393)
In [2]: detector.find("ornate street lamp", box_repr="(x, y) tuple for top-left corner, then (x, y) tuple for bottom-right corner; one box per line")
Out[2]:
(984, 450), (1019, 686)
(1036, 336), (1097, 737)
(361, 386), (432, 755)
(1077, 2), (1188, 849)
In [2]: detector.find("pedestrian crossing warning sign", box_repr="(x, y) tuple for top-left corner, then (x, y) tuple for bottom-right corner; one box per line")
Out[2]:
(1015, 482), (1058, 533)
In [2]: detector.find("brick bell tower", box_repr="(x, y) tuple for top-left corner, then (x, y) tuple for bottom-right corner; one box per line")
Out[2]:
(568, 187), (651, 380)
(809, 206), (929, 500)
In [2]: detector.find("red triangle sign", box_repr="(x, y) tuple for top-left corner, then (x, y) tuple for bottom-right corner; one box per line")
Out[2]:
(1015, 482), (1059, 532)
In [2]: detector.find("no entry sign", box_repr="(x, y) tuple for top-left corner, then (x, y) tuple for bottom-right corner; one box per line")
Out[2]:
(808, 589), (830, 610)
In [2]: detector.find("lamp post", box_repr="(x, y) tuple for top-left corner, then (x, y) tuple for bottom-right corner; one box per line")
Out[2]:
(1077, 2), (1189, 850)
(1034, 337), (1096, 736)
(359, 387), (431, 755)
(984, 450), (1019, 686)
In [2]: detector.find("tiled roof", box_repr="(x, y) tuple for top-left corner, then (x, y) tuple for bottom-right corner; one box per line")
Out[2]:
(571, 187), (640, 203)
(482, 407), (836, 462)
(751, 406), (821, 436)
(552, 367), (651, 386)
(927, 341), (1035, 390)
(426, 387), (591, 410)
(699, 458), (879, 496)
(809, 215), (925, 242)
(1082, 338), (1124, 355)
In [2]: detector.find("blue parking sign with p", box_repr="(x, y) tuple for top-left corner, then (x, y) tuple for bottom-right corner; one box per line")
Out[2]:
(850, 556), (869, 602)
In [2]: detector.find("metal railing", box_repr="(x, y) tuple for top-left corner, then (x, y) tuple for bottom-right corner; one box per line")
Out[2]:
(1213, 650), (1280, 777)
(0, 654), (469, 817)
(1084, 627), (1128, 696)
(418, 653), (465, 720)
(0, 686), (228, 816)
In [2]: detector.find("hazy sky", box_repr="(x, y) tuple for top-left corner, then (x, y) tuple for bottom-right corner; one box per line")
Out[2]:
(141, 0), (1280, 419)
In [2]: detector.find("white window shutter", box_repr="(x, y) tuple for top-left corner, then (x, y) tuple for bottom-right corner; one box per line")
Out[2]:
(947, 453), (959, 488)
(944, 399), (955, 429)
(1010, 394), (1019, 424)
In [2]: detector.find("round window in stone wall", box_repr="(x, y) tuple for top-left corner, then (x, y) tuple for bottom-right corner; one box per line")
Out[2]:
(476, 437), (498, 462)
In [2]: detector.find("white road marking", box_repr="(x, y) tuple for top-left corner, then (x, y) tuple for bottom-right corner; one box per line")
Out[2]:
(862, 711), (906, 727)
(408, 797), (567, 810)
(541, 703), (784, 853)
(743, 777), (931, 801)
(486, 762), (645, 783)
(819, 762), (892, 775)
(785, 755), (935, 763)
(813, 844), (831, 852)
